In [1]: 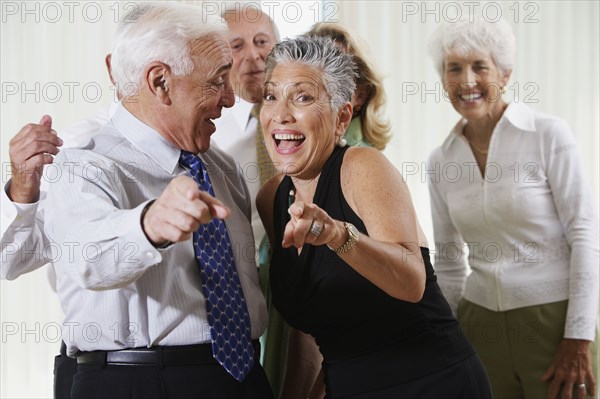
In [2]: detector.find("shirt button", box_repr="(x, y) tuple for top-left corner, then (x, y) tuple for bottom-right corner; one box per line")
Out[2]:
(145, 251), (155, 259)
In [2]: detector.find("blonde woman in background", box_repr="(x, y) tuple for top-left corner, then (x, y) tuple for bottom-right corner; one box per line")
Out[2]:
(308, 22), (391, 150)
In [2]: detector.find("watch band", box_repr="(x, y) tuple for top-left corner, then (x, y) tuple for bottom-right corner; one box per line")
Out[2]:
(327, 222), (359, 254)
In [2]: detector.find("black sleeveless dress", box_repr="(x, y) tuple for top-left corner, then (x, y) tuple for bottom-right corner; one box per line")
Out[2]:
(270, 146), (492, 398)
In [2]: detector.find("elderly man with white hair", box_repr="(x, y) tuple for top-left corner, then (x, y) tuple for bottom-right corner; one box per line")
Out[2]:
(42, 3), (272, 398)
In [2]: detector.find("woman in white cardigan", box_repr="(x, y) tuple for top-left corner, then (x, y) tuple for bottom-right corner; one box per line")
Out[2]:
(427, 16), (598, 399)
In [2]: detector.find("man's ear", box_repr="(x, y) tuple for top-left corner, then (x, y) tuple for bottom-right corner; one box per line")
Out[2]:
(146, 62), (171, 105)
(105, 54), (115, 86)
(336, 102), (353, 136)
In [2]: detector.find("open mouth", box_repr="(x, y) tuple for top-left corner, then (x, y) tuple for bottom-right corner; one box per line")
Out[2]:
(205, 111), (222, 126)
(273, 132), (305, 153)
(203, 116), (219, 132)
(203, 118), (216, 129)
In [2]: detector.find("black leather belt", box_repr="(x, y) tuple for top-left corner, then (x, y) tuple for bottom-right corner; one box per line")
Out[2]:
(77, 340), (261, 366)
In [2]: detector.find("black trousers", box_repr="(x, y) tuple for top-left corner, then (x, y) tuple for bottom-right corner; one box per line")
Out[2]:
(326, 353), (492, 399)
(54, 341), (77, 399)
(70, 351), (274, 399)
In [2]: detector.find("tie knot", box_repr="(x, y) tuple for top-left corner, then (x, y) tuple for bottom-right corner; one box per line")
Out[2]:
(180, 151), (210, 191)
(179, 150), (203, 172)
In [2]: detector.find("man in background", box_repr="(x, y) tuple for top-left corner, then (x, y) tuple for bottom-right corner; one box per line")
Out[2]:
(213, 6), (288, 396)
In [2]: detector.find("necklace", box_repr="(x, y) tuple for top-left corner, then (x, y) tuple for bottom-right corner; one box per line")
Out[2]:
(466, 138), (489, 155)
(463, 127), (489, 155)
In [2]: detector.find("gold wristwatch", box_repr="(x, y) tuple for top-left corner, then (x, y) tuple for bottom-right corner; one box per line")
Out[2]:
(328, 222), (359, 254)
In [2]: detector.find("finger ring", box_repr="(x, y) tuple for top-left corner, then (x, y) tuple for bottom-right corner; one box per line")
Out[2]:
(578, 383), (586, 389)
(310, 221), (323, 238)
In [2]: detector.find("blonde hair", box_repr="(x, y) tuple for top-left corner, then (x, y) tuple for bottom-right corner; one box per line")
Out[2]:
(308, 22), (391, 150)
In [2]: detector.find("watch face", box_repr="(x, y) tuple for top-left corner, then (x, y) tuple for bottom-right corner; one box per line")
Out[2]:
(347, 223), (359, 239)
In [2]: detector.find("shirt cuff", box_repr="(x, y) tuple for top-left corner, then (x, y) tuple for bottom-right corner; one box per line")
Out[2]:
(128, 200), (165, 263)
(1, 180), (40, 230)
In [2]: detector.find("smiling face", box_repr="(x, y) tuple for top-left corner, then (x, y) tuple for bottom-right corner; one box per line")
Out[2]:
(165, 36), (235, 153)
(442, 50), (511, 123)
(260, 62), (351, 179)
(225, 10), (277, 103)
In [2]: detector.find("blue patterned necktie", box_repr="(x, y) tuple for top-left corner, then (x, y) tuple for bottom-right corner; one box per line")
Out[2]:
(179, 150), (254, 382)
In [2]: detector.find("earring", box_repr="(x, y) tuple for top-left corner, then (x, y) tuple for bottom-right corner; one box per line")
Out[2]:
(337, 136), (347, 147)
(500, 86), (506, 95)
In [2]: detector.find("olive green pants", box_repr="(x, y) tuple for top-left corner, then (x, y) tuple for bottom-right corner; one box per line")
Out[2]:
(458, 299), (598, 399)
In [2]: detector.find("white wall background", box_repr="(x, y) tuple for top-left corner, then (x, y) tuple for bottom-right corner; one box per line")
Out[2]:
(337, 0), (599, 243)
(1, 1), (598, 397)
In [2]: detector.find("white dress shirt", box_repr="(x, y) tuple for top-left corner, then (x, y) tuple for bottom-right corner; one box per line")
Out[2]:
(44, 104), (267, 355)
(427, 102), (599, 341)
(1, 104), (116, 280)
(212, 96), (266, 247)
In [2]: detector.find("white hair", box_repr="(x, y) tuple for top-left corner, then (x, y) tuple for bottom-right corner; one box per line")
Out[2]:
(428, 16), (516, 78)
(110, 2), (228, 93)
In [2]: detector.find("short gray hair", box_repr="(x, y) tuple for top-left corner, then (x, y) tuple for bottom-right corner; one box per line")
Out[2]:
(111, 3), (228, 93)
(264, 35), (356, 111)
(428, 16), (516, 78)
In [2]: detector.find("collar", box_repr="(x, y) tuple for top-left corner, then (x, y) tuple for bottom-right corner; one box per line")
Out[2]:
(344, 117), (364, 146)
(111, 103), (181, 175)
(107, 100), (120, 118)
(502, 102), (537, 132)
(232, 96), (256, 129)
(442, 118), (468, 151)
(442, 102), (536, 151)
